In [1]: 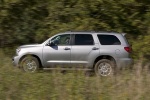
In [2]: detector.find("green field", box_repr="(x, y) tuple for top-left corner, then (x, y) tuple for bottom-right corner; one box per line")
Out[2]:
(1, 52), (150, 100)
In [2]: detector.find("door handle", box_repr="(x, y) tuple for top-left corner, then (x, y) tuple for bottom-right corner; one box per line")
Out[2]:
(64, 47), (70, 50)
(92, 47), (99, 50)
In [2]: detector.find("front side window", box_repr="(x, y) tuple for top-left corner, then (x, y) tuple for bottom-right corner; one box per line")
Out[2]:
(51, 34), (70, 45)
(97, 35), (121, 45)
(75, 34), (94, 45)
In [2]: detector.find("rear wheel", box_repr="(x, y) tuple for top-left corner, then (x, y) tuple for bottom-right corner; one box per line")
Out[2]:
(94, 59), (115, 76)
(20, 56), (39, 72)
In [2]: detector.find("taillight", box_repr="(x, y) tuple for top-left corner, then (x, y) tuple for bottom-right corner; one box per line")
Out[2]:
(124, 47), (132, 53)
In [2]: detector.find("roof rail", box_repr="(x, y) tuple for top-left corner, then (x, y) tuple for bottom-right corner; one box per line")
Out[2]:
(66, 31), (95, 32)
(65, 30), (119, 33)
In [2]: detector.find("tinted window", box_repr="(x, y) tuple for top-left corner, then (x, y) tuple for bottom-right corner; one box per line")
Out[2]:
(51, 34), (70, 45)
(75, 34), (94, 45)
(97, 35), (121, 45)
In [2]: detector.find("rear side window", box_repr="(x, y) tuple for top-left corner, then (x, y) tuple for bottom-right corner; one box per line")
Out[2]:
(75, 34), (94, 45)
(97, 35), (121, 45)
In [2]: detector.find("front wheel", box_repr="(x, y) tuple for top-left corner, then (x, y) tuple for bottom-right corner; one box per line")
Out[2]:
(94, 59), (115, 76)
(20, 56), (40, 72)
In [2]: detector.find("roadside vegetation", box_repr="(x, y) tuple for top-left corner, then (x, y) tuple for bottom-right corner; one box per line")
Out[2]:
(0, 51), (150, 100)
(0, 0), (150, 59)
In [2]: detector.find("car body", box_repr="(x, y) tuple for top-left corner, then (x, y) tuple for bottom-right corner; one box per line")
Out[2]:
(12, 31), (133, 76)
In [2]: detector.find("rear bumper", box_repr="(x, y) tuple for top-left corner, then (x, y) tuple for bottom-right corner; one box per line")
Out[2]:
(12, 56), (20, 67)
(117, 58), (133, 68)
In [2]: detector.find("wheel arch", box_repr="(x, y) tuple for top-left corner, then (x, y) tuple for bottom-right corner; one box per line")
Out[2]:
(93, 55), (116, 68)
(19, 54), (43, 68)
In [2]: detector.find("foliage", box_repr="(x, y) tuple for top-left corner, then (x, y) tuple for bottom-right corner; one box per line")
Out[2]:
(0, 53), (150, 100)
(0, 0), (150, 57)
(132, 34), (150, 59)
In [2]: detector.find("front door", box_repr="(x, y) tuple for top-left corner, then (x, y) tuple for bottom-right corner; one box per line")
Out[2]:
(43, 34), (71, 67)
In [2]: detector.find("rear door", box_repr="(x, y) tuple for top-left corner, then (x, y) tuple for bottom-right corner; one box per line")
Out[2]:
(71, 34), (100, 68)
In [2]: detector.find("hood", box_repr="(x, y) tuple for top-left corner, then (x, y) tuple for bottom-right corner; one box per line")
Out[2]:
(19, 44), (42, 48)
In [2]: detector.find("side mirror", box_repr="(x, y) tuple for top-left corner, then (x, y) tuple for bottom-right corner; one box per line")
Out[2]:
(47, 41), (57, 46)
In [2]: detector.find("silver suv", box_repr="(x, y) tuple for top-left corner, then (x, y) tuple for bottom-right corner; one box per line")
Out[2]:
(13, 31), (133, 76)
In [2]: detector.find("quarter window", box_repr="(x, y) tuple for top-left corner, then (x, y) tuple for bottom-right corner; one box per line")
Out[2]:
(75, 34), (94, 45)
(97, 35), (121, 45)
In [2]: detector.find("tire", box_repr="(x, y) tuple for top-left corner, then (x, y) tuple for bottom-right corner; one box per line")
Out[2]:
(94, 59), (115, 76)
(20, 56), (40, 72)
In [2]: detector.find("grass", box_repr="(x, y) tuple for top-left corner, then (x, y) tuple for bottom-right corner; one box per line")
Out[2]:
(0, 52), (150, 100)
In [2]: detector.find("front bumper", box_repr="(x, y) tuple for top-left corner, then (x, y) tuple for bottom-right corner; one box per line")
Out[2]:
(12, 56), (20, 67)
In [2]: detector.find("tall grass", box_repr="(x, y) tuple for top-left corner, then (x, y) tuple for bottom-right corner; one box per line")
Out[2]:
(0, 52), (150, 100)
